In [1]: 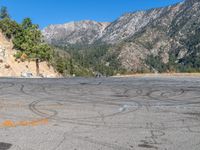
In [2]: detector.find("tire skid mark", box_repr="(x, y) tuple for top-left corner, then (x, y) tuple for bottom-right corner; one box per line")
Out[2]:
(29, 99), (141, 127)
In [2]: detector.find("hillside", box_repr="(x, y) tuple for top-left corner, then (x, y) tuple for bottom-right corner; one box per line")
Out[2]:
(0, 32), (59, 77)
(43, 0), (200, 74)
(115, 0), (200, 71)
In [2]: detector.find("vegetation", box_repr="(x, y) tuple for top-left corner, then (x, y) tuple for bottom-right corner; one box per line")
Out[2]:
(57, 43), (124, 76)
(0, 16), (52, 75)
(0, 6), (93, 76)
(0, 6), (10, 19)
(0, 6), (123, 77)
(146, 54), (166, 73)
(0, 6), (200, 77)
(146, 50), (200, 73)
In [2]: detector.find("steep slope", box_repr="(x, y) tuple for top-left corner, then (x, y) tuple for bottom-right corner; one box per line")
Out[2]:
(42, 20), (109, 46)
(100, 9), (166, 44)
(0, 32), (59, 77)
(117, 0), (200, 70)
(43, 0), (200, 73)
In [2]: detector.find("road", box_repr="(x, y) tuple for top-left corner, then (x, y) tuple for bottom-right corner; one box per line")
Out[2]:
(0, 76), (199, 150)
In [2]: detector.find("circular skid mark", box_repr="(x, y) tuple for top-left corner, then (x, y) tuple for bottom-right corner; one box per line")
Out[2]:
(38, 84), (106, 97)
(188, 126), (200, 133)
(147, 88), (186, 100)
(145, 87), (200, 104)
(46, 85), (107, 97)
(38, 84), (143, 100)
(0, 83), (15, 90)
(111, 86), (143, 98)
(29, 99), (140, 126)
(20, 84), (50, 97)
(160, 89), (185, 98)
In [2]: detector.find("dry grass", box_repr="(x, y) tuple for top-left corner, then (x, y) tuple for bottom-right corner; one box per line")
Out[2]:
(114, 73), (200, 77)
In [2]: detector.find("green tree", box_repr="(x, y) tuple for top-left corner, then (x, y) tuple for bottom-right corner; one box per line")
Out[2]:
(13, 18), (41, 51)
(22, 18), (33, 29)
(31, 44), (52, 75)
(0, 18), (20, 38)
(55, 57), (66, 74)
(0, 6), (10, 19)
(69, 58), (74, 75)
(13, 18), (51, 75)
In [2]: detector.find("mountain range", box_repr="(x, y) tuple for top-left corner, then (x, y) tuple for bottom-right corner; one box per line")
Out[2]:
(42, 0), (200, 73)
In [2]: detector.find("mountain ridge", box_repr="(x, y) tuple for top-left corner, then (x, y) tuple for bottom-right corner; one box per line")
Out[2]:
(42, 20), (110, 46)
(42, 0), (200, 74)
(42, 1), (185, 46)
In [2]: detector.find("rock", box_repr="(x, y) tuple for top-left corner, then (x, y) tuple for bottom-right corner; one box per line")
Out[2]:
(20, 53), (28, 60)
(21, 72), (33, 78)
(4, 64), (10, 69)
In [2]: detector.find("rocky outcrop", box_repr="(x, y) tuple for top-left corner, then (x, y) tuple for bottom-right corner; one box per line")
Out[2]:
(42, 20), (109, 46)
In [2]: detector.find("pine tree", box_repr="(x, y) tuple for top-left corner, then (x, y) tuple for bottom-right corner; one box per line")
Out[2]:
(0, 6), (10, 19)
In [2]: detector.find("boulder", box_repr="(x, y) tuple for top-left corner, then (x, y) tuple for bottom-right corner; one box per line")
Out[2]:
(4, 64), (10, 69)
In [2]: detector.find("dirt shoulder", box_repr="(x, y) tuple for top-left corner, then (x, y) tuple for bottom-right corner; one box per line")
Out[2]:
(114, 73), (200, 78)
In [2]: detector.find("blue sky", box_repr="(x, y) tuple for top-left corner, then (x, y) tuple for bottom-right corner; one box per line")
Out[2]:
(1, 0), (183, 28)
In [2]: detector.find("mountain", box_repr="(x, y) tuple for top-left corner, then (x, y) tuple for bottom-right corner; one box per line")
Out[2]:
(43, 0), (200, 73)
(42, 10), (165, 46)
(42, 20), (109, 46)
(117, 0), (200, 70)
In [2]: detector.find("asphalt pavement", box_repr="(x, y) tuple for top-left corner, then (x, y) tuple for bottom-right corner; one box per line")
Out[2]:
(0, 76), (199, 150)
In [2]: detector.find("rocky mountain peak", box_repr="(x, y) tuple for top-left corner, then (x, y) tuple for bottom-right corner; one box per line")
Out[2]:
(42, 20), (110, 46)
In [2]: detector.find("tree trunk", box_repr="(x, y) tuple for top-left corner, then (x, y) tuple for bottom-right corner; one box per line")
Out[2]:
(36, 58), (40, 76)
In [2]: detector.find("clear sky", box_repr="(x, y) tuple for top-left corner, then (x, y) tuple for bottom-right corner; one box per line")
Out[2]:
(0, 0), (183, 29)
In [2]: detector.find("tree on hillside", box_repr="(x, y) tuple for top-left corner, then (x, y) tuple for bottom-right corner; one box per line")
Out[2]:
(12, 18), (39, 51)
(0, 18), (20, 38)
(32, 44), (51, 75)
(0, 6), (10, 19)
(13, 18), (52, 75)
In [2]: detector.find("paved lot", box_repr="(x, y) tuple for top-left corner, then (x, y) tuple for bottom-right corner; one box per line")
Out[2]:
(0, 77), (200, 150)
